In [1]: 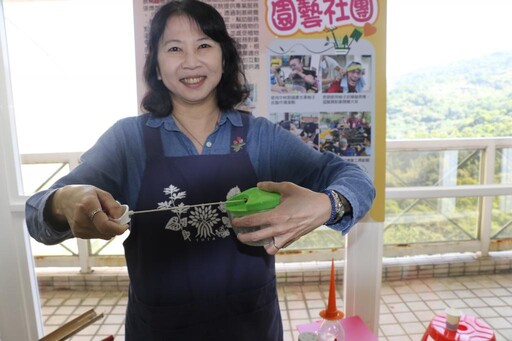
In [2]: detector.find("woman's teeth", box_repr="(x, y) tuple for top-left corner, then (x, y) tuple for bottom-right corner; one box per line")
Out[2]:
(182, 77), (204, 84)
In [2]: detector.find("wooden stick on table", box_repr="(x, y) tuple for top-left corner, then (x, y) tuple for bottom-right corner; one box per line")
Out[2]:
(39, 309), (104, 341)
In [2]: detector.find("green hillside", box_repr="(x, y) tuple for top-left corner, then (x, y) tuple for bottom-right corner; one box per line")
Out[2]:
(387, 51), (512, 139)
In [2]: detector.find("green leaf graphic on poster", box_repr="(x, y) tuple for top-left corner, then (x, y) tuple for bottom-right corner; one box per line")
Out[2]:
(351, 28), (363, 41)
(341, 35), (349, 48)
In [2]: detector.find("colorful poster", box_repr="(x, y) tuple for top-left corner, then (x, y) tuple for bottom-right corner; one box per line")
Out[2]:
(133, 0), (385, 222)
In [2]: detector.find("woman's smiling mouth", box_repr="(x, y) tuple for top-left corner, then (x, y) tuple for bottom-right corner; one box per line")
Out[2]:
(181, 76), (206, 85)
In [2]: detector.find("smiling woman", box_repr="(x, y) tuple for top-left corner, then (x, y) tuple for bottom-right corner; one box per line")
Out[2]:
(3, 0), (138, 155)
(22, 1), (375, 339)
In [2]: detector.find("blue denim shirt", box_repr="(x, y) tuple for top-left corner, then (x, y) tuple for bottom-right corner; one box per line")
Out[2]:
(26, 110), (375, 244)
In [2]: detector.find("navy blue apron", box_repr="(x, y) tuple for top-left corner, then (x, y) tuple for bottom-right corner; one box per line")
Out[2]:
(123, 113), (283, 340)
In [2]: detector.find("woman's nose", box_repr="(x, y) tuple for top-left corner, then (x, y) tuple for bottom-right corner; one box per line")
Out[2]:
(181, 50), (200, 69)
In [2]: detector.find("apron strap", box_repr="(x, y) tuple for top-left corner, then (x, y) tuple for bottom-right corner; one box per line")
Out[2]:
(140, 113), (164, 160)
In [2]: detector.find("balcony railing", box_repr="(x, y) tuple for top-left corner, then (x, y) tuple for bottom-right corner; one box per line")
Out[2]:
(21, 137), (512, 272)
(386, 137), (512, 257)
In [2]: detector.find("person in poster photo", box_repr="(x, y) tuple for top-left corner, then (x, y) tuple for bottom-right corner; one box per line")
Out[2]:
(286, 55), (318, 93)
(270, 57), (286, 92)
(319, 57), (367, 93)
(361, 135), (373, 156)
(270, 57), (291, 94)
(320, 55), (343, 93)
(340, 61), (366, 93)
(25, 1), (375, 339)
(339, 137), (356, 156)
(299, 120), (319, 150)
(347, 112), (362, 129)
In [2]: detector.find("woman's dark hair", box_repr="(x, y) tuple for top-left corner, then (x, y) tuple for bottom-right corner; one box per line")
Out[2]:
(141, 0), (246, 117)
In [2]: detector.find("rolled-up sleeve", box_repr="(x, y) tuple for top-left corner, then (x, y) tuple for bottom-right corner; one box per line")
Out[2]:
(25, 189), (74, 244)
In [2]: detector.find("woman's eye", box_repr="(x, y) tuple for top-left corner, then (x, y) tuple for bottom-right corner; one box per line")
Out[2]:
(167, 46), (180, 52)
(198, 43), (211, 49)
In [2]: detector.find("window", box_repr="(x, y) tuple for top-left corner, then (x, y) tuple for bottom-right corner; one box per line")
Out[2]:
(5, 0), (137, 157)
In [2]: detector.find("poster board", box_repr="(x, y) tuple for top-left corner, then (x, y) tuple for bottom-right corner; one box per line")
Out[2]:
(133, 0), (386, 223)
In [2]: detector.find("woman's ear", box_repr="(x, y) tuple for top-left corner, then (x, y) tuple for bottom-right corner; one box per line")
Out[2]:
(156, 66), (162, 80)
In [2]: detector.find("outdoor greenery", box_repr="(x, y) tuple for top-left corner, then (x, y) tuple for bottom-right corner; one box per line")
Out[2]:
(387, 51), (512, 139)
(385, 51), (512, 246)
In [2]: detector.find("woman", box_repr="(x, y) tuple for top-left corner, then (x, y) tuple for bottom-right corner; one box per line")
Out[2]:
(25, 1), (375, 339)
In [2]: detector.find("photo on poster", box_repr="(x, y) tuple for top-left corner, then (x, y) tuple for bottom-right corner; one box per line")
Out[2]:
(319, 112), (372, 157)
(269, 55), (319, 94)
(269, 112), (320, 150)
(319, 55), (372, 93)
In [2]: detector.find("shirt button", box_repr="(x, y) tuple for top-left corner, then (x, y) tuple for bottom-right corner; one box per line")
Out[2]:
(205, 141), (212, 148)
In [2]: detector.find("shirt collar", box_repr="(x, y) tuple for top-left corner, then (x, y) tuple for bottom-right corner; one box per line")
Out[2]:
(223, 110), (243, 127)
(145, 110), (243, 131)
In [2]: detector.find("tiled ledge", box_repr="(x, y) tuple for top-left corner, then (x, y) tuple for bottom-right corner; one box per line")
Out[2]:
(37, 266), (130, 292)
(383, 251), (512, 281)
(36, 251), (512, 291)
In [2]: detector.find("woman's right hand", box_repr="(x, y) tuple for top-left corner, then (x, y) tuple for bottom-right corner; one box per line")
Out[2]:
(47, 185), (129, 240)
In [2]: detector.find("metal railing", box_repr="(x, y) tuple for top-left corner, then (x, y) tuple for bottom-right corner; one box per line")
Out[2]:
(22, 137), (512, 272)
(386, 137), (512, 256)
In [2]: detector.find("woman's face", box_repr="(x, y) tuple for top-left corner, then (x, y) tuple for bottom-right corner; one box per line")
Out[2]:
(157, 15), (223, 108)
(347, 69), (361, 85)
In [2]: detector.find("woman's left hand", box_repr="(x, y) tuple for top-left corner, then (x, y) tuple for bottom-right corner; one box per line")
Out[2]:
(231, 181), (332, 255)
